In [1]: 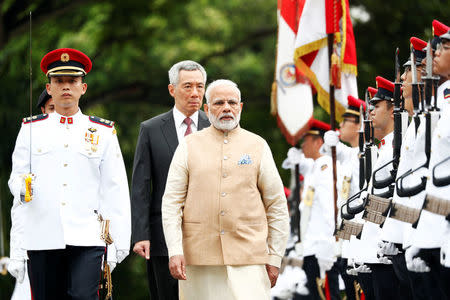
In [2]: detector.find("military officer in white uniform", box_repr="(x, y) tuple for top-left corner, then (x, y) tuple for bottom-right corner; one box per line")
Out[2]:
(7, 48), (131, 300)
(298, 119), (340, 300)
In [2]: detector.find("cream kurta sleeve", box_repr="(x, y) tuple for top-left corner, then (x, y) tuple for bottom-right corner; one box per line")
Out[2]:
(162, 140), (189, 258)
(258, 142), (290, 267)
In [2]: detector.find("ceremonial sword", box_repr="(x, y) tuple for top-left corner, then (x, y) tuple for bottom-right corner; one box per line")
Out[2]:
(24, 11), (33, 203)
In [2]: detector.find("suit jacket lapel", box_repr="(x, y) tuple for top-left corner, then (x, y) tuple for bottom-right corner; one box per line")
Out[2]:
(161, 110), (178, 154)
(198, 111), (210, 130)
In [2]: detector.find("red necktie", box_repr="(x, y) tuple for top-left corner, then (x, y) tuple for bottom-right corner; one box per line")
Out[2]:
(184, 117), (192, 136)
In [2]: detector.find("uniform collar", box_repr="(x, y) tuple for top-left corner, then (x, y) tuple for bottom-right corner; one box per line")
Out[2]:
(52, 109), (83, 125)
(173, 106), (199, 128)
(378, 132), (393, 149)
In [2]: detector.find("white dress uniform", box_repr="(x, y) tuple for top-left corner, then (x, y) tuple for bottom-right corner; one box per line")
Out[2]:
(300, 155), (335, 258)
(8, 110), (131, 256)
(357, 132), (393, 264)
(381, 119), (416, 245)
(321, 143), (360, 259)
(412, 80), (450, 250)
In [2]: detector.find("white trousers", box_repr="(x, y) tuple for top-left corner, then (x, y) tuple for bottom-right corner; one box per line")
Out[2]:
(179, 265), (271, 300)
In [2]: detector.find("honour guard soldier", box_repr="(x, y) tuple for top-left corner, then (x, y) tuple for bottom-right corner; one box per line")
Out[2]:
(378, 37), (427, 300)
(7, 48), (131, 300)
(356, 76), (400, 299)
(298, 119), (340, 300)
(406, 29), (450, 299)
(321, 95), (367, 300)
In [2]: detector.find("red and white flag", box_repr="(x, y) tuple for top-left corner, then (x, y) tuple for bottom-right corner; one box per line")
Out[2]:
(294, 0), (358, 120)
(272, 0), (313, 146)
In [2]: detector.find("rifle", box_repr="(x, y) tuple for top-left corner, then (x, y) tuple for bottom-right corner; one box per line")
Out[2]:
(396, 42), (439, 197)
(293, 163), (301, 243)
(341, 89), (377, 217)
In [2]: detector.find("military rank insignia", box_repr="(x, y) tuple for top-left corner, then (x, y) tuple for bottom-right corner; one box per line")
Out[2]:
(238, 154), (252, 165)
(85, 127), (99, 152)
(444, 88), (450, 100)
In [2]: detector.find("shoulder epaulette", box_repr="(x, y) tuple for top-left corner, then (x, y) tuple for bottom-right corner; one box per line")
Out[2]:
(89, 116), (115, 128)
(22, 114), (49, 124)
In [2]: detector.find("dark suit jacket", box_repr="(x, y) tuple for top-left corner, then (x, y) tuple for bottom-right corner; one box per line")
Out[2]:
(131, 109), (210, 256)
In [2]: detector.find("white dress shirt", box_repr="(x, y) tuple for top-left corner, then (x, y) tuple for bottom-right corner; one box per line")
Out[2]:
(173, 106), (199, 142)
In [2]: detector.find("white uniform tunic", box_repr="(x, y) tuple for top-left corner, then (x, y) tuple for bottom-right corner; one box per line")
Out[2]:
(413, 80), (450, 249)
(357, 133), (393, 264)
(300, 155), (335, 258)
(381, 119), (417, 244)
(8, 110), (131, 253)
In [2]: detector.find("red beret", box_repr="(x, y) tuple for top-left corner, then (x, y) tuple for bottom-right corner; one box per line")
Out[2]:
(368, 87), (378, 98)
(433, 20), (449, 37)
(40, 48), (92, 77)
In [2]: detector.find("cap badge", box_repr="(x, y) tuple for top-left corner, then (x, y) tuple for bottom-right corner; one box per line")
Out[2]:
(61, 53), (70, 62)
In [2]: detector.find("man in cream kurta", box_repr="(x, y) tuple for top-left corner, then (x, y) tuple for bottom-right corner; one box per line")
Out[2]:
(162, 79), (290, 300)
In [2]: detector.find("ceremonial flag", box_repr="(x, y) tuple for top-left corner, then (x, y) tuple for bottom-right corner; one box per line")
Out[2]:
(293, 0), (358, 121)
(272, 0), (313, 146)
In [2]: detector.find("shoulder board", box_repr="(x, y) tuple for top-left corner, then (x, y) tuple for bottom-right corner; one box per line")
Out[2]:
(23, 114), (49, 124)
(89, 116), (115, 128)
(444, 88), (450, 99)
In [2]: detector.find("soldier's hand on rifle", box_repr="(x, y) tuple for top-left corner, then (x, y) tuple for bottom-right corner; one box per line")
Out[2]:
(169, 255), (186, 280)
(7, 258), (26, 283)
(133, 240), (150, 260)
(377, 241), (399, 257)
(265, 264), (279, 288)
(20, 173), (35, 203)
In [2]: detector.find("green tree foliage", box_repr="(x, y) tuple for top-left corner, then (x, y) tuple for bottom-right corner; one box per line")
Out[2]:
(0, 0), (448, 298)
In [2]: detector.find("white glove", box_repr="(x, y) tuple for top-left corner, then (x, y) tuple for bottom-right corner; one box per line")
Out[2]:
(294, 242), (303, 258)
(377, 241), (399, 257)
(318, 257), (335, 278)
(355, 264), (372, 273)
(405, 246), (430, 272)
(116, 250), (129, 264)
(441, 239), (450, 268)
(0, 257), (10, 275)
(7, 259), (26, 283)
(324, 130), (340, 147)
(282, 147), (303, 170)
(20, 173), (35, 203)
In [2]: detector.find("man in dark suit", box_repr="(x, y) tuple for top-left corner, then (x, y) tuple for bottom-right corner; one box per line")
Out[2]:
(131, 60), (210, 299)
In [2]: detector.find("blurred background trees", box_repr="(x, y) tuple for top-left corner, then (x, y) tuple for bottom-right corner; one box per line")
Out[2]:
(0, 0), (448, 298)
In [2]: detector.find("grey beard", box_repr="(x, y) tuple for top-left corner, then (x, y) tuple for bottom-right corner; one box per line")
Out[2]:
(209, 111), (241, 131)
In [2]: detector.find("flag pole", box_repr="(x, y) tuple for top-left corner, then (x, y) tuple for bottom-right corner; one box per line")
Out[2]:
(327, 17), (338, 233)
